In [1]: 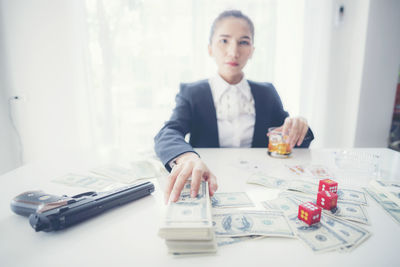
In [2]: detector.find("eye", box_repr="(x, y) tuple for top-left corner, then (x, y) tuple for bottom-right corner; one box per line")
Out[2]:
(239, 40), (250, 45)
(220, 39), (228, 44)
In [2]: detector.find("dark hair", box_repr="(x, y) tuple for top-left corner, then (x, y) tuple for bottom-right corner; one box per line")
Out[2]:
(209, 10), (255, 44)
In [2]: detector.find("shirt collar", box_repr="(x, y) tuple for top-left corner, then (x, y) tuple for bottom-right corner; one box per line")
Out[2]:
(210, 74), (252, 102)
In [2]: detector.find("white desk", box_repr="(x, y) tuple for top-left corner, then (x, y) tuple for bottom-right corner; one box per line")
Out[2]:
(0, 148), (399, 267)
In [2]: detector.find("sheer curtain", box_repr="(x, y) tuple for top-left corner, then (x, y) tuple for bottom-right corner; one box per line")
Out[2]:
(84, 0), (277, 154)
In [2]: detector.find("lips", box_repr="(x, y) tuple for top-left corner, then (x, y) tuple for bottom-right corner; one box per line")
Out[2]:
(226, 62), (239, 67)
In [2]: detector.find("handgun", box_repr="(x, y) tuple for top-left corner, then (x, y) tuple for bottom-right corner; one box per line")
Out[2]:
(11, 181), (155, 232)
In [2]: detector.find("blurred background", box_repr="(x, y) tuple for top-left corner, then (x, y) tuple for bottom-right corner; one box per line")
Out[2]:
(1, 0), (399, 175)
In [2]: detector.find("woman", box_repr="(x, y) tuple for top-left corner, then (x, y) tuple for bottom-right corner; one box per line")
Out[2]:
(154, 10), (314, 203)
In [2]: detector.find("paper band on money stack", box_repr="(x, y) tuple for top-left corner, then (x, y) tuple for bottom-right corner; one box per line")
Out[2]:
(158, 181), (217, 255)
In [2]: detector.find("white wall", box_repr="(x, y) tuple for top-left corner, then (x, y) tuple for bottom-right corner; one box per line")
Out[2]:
(0, 3), (20, 175)
(0, 0), (94, 165)
(354, 0), (400, 147)
(322, 0), (371, 148)
(274, 0), (305, 116)
(0, 66), (20, 175)
(300, 0), (400, 148)
(300, 0), (334, 148)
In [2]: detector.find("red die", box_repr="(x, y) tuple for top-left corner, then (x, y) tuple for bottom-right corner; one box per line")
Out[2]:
(318, 179), (338, 193)
(317, 190), (338, 210)
(298, 202), (321, 225)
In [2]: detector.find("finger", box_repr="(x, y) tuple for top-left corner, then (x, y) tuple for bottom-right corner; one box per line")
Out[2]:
(190, 167), (204, 198)
(164, 164), (182, 204)
(170, 163), (193, 202)
(282, 118), (292, 136)
(288, 119), (299, 148)
(267, 126), (283, 137)
(297, 123), (309, 146)
(207, 173), (218, 196)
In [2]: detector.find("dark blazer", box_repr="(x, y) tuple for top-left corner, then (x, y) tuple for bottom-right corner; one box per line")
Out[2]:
(154, 79), (314, 171)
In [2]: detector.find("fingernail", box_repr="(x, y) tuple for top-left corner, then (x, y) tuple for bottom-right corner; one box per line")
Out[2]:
(169, 192), (176, 203)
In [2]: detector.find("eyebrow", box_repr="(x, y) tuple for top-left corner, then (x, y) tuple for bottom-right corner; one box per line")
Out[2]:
(219, 34), (251, 40)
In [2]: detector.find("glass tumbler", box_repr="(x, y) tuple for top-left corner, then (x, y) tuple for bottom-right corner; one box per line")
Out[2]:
(267, 127), (291, 158)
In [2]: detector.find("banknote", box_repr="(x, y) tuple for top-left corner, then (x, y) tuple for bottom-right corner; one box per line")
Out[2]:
(324, 201), (369, 225)
(261, 196), (299, 216)
(131, 159), (168, 178)
(288, 215), (347, 253)
(91, 160), (166, 184)
(213, 210), (296, 238)
(247, 174), (291, 189)
(247, 175), (318, 195)
(286, 212), (370, 253)
(336, 188), (367, 205)
(52, 173), (124, 191)
(212, 192), (255, 208)
(369, 179), (400, 206)
(216, 235), (262, 247)
(320, 214), (370, 252)
(287, 180), (319, 195)
(363, 186), (400, 225)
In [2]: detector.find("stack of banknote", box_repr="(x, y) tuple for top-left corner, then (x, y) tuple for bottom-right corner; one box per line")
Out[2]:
(158, 181), (217, 255)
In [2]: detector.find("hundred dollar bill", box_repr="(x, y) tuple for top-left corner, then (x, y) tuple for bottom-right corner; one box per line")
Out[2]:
(247, 175), (318, 195)
(320, 214), (370, 252)
(211, 192), (254, 208)
(247, 174), (290, 189)
(91, 161), (157, 184)
(324, 201), (369, 225)
(158, 181), (214, 240)
(52, 173), (123, 191)
(287, 180), (318, 195)
(213, 210), (295, 238)
(131, 159), (168, 178)
(369, 179), (400, 207)
(336, 189), (367, 206)
(287, 215), (348, 253)
(216, 235), (262, 247)
(261, 196), (299, 216)
(363, 186), (400, 225)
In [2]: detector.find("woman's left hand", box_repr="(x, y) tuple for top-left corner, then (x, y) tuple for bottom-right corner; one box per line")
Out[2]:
(281, 116), (309, 148)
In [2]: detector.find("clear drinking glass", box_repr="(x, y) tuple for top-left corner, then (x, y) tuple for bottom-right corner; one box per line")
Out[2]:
(267, 127), (291, 158)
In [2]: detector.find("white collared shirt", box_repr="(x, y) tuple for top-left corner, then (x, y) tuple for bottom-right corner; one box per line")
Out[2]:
(208, 74), (255, 147)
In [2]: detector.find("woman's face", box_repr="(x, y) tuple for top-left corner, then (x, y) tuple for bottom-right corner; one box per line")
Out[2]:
(208, 17), (254, 84)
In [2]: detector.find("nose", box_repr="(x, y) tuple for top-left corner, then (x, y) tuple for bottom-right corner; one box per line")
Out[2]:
(227, 42), (239, 58)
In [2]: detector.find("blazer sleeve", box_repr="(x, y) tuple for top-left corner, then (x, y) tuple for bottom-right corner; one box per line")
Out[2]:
(271, 84), (314, 148)
(266, 83), (314, 148)
(154, 84), (198, 172)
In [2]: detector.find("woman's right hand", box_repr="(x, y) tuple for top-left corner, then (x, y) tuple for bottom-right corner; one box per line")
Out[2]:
(165, 152), (218, 204)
